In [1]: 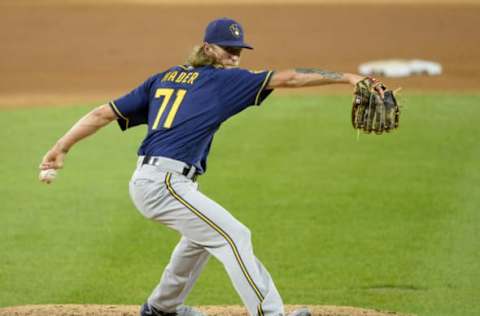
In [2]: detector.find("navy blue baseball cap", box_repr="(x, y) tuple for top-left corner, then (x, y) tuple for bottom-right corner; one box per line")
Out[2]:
(204, 17), (253, 49)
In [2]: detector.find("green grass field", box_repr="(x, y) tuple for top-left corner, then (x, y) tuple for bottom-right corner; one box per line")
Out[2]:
(1, 94), (479, 316)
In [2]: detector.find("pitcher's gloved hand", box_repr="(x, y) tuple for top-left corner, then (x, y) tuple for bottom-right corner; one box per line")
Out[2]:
(352, 77), (400, 134)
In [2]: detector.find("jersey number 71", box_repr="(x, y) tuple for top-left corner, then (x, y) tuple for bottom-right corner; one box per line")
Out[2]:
(152, 88), (187, 129)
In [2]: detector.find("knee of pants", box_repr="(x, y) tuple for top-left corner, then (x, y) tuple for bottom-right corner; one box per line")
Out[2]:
(228, 223), (252, 247)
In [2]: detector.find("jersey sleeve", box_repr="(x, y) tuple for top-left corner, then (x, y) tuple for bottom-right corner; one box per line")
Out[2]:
(216, 68), (274, 120)
(109, 75), (156, 131)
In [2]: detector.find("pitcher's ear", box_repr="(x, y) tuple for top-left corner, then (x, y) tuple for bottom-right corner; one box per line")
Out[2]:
(203, 43), (212, 54)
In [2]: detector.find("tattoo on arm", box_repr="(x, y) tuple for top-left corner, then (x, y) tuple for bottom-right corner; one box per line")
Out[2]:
(295, 68), (344, 80)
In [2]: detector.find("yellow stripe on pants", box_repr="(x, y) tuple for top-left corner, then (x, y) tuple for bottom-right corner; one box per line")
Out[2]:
(164, 173), (265, 315)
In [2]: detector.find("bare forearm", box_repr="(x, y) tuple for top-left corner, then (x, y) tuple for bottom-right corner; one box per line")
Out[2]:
(55, 104), (116, 153)
(293, 68), (346, 86)
(294, 68), (362, 86)
(39, 104), (117, 174)
(268, 68), (363, 89)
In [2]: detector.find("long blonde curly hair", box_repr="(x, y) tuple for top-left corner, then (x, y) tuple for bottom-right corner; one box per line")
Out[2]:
(186, 44), (221, 68)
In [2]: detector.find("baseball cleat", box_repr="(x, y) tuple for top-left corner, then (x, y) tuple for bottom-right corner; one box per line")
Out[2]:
(176, 305), (206, 316)
(140, 303), (174, 316)
(287, 307), (312, 316)
(140, 303), (206, 316)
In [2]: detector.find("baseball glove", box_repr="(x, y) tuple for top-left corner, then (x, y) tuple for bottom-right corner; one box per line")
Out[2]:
(352, 77), (400, 134)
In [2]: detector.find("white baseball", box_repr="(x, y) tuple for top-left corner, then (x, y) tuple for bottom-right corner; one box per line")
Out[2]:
(40, 169), (57, 183)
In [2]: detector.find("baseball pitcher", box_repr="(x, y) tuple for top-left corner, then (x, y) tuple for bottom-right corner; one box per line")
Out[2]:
(39, 17), (395, 316)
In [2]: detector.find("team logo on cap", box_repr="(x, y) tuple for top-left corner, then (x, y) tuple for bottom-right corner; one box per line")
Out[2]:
(229, 24), (241, 38)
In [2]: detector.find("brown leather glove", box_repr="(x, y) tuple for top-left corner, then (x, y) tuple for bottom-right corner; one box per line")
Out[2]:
(352, 77), (400, 134)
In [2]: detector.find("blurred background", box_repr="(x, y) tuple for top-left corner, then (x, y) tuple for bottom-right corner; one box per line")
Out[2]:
(1, 0), (480, 106)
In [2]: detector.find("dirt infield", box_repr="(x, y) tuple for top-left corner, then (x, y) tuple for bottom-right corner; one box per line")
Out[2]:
(0, 304), (413, 316)
(1, 2), (479, 107)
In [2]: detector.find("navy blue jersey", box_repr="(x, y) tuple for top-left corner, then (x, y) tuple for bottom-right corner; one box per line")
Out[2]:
(109, 65), (273, 173)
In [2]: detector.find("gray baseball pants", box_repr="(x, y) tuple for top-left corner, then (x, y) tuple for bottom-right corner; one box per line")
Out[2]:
(129, 157), (284, 316)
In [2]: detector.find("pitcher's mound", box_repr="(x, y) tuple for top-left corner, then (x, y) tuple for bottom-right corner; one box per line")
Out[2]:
(0, 304), (413, 316)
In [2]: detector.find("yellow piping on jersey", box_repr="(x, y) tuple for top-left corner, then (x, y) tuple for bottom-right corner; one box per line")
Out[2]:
(254, 71), (273, 106)
(164, 173), (265, 310)
(109, 101), (130, 129)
